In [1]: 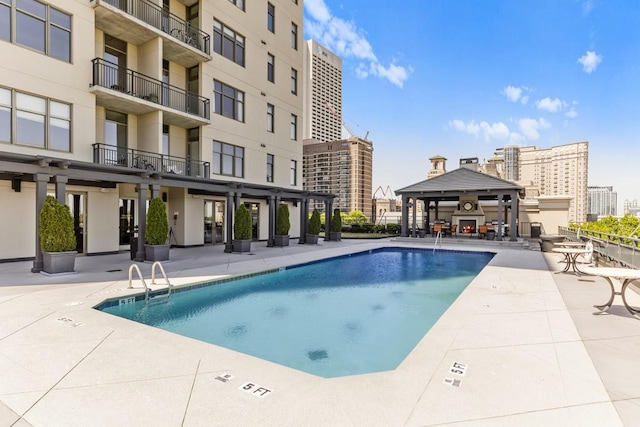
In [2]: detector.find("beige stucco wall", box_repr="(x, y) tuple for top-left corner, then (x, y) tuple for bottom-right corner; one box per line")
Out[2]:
(85, 189), (120, 253)
(0, 182), (36, 259)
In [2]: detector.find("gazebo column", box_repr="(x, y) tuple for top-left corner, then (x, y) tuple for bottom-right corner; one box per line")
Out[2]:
(496, 194), (504, 241)
(267, 195), (275, 247)
(425, 200), (431, 230)
(324, 199), (333, 241)
(401, 195), (409, 237)
(510, 192), (518, 242)
(411, 198), (417, 237)
(435, 201), (439, 221)
(299, 199), (308, 244)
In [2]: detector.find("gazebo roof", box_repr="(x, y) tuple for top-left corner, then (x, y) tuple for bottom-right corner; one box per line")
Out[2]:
(396, 168), (524, 196)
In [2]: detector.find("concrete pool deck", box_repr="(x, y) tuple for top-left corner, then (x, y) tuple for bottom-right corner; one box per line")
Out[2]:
(0, 238), (638, 426)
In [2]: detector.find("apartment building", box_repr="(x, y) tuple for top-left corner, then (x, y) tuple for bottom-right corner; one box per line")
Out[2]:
(511, 142), (589, 223)
(587, 186), (617, 218)
(0, 0), (334, 267)
(303, 137), (373, 218)
(302, 39), (342, 143)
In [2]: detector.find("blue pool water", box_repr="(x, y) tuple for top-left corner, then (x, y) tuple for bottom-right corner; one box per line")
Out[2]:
(100, 248), (493, 378)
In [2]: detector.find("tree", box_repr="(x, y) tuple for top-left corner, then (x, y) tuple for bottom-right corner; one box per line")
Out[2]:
(145, 197), (169, 245)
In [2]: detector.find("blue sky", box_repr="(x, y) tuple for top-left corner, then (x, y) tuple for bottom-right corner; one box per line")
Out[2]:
(303, 0), (640, 211)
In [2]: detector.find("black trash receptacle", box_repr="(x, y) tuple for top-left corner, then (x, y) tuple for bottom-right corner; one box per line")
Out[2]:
(531, 222), (542, 238)
(486, 230), (496, 240)
(130, 237), (137, 260)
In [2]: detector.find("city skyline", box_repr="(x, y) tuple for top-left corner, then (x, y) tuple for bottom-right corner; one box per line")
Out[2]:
(303, 0), (639, 213)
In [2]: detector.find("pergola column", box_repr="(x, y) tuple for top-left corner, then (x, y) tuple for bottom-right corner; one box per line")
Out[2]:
(298, 198), (308, 244)
(401, 195), (409, 237)
(135, 183), (147, 261)
(324, 199), (333, 241)
(224, 191), (234, 253)
(267, 195), (275, 247)
(411, 197), (417, 237)
(54, 175), (67, 205)
(31, 173), (51, 273)
(150, 184), (160, 200)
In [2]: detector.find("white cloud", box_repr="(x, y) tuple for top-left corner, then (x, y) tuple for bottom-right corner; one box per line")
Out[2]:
(578, 51), (602, 73)
(518, 117), (551, 140)
(502, 85), (530, 104)
(582, 0), (594, 15)
(536, 97), (565, 113)
(565, 108), (579, 118)
(449, 117), (551, 142)
(304, 0), (411, 88)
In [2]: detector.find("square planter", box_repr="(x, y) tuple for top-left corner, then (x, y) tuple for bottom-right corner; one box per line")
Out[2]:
(305, 234), (319, 245)
(274, 235), (290, 247)
(42, 251), (77, 274)
(233, 239), (252, 253)
(144, 244), (170, 262)
(329, 231), (342, 241)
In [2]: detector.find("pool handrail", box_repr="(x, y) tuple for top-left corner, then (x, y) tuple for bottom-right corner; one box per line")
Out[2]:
(151, 261), (173, 298)
(128, 263), (150, 301)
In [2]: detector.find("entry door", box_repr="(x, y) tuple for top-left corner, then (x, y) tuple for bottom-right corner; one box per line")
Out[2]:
(244, 203), (259, 241)
(119, 199), (136, 247)
(67, 193), (86, 253)
(204, 200), (225, 244)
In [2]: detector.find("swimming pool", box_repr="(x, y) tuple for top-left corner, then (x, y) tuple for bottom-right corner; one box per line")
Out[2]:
(99, 248), (493, 378)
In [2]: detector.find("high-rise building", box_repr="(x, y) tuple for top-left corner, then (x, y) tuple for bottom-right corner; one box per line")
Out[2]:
(302, 40), (342, 143)
(587, 186), (617, 217)
(0, 0), (334, 263)
(303, 137), (373, 219)
(513, 142), (589, 223)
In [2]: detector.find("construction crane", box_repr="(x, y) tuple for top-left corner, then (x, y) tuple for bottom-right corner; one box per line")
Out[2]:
(324, 101), (358, 139)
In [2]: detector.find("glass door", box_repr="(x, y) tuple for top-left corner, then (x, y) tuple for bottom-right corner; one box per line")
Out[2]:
(204, 200), (225, 244)
(67, 193), (86, 253)
(119, 199), (135, 248)
(244, 202), (259, 241)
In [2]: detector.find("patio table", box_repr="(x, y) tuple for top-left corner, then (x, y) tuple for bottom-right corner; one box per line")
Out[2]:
(552, 247), (590, 275)
(581, 266), (640, 318)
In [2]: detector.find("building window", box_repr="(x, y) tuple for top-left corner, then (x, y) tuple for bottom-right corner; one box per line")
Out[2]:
(1, 88), (71, 151)
(4, 0), (71, 61)
(267, 53), (275, 83)
(291, 22), (297, 49)
(291, 68), (297, 95)
(228, 0), (244, 10)
(213, 20), (245, 66)
(290, 160), (297, 186)
(213, 80), (244, 122)
(267, 154), (274, 182)
(267, 103), (274, 133)
(290, 114), (297, 140)
(267, 2), (274, 33)
(213, 141), (244, 177)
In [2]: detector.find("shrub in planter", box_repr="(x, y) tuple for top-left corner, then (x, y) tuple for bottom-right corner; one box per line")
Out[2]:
(233, 204), (252, 252)
(306, 209), (321, 244)
(39, 196), (77, 273)
(329, 208), (342, 241)
(145, 197), (170, 261)
(275, 204), (290, 247)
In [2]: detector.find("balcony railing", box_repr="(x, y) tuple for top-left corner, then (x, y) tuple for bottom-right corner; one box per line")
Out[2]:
(92, 58), (210, 120)
(99, 0), (210, 55)
(559, 226), (640, 269)
(93, 143), (210, 178)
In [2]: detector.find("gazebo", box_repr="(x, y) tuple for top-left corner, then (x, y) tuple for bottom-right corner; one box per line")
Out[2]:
(395, 168), (525, 242)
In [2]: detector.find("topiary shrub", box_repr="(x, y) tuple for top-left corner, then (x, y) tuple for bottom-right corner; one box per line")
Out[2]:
(39, 196), (76, 252)
(234, 204), (252, 240)
(308, 209), (321, 235)
(276, 204), (290, 235)
(331, 208), (342, 232)
(146, 197), (169, 245)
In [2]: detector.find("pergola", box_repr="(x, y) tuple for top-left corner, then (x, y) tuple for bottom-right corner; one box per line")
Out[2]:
(395, 168), (525, 242)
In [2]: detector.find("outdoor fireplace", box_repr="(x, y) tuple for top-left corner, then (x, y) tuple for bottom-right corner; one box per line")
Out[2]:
(459, 219), (476, 235)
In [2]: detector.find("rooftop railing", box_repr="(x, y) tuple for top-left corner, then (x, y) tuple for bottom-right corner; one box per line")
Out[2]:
(93, 143), (210, 179)
(99, 0), (210, 55)
(92, 58), (210, 120)
(559, 226), (640, 269)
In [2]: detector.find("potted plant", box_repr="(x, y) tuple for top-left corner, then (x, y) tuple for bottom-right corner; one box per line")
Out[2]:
(306, 209), (321, 244)
(274, 203), (290, 247)
(233, 204), (252, 252)
(329, 208), (342, 241)
(39, 196), (77, 274)
(145, 197), (170, 261)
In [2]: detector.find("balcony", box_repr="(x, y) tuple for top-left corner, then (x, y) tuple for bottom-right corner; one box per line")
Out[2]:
(93, 143), (210, 178)
(91, 0), (211, 67)
(91, 58), (210, 128)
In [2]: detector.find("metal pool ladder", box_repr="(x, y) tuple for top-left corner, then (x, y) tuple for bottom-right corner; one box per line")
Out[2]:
(128, 261), (173, 302)
(433, 231), (442, 253)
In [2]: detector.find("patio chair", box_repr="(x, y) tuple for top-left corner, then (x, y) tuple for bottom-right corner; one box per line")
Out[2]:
(478, 225), (487, 239)
(445, 224), (457, 238)
(432, 223), (443, 237)
(578, 240), (595, 265)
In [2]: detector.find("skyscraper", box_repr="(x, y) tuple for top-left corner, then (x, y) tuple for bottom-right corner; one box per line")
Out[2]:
(587, 186), (618, 217)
